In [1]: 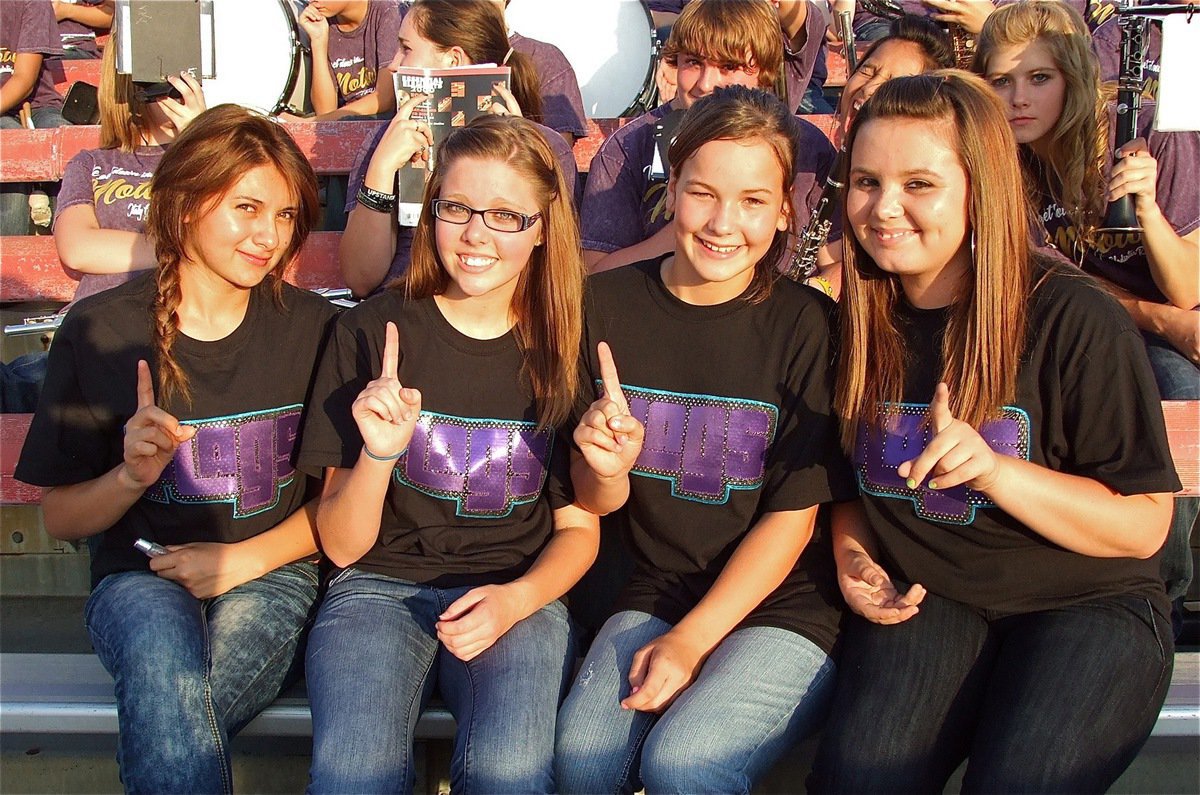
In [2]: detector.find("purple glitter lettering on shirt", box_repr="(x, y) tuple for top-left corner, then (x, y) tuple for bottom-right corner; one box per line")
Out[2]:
(143, 405), (302, 518)
(616, 383), (778, 504)
(855, 402), (1030, 524)
(395, 412), (553, 518)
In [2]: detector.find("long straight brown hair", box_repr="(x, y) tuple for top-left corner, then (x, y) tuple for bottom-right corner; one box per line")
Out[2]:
(98, 34), (149, 152)
(836, 72), (1031, 453)
(144, 105), (319, 406)
(405, 115), (583, 429)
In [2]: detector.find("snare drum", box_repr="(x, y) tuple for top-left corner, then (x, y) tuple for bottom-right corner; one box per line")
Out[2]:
(202, 0), (311, 115)
(505, 0), (657, 118)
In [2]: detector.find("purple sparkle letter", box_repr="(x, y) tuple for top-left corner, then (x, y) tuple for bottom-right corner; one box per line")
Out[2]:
(855, 402), (1030, 524)
(396, 412), (554, 517)
(143, 405), (302, 518)
(615, 383), (779, 504)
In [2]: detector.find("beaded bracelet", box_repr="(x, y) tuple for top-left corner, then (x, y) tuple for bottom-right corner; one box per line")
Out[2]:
(363, 444), (403, 462)
(357, 185), (397, 214)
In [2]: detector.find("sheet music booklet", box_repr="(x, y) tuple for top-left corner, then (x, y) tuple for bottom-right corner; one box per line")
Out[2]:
(392, 65), (512, 227)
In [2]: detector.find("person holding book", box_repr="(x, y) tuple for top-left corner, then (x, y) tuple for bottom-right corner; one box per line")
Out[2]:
(337, 0), (576, 299)
(55, 38), (207, 305)
(300, 113), (597, 794)
(14, 104), (335, 793)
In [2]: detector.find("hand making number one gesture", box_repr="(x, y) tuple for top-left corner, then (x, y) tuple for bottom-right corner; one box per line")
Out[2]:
(120, 360), (196, 490)
(897, 382), (1002, 493)
(574, 342), (645, 479)
(353, 321), (422, 461)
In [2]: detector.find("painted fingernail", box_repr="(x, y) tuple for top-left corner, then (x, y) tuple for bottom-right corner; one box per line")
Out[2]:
(905, 478), (917, 490)
(928, 480), (939, 490)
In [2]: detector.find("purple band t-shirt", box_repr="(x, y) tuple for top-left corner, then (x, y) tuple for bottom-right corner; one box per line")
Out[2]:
(55, 146), (165, 302)
(325, 0), (403, 106)
(0, 0), (64, 113)
(1036, 106), (1200, 305)
(509, 32), (588, 137)
(782, 8), (827, 111)
(56, 0), (107, 57)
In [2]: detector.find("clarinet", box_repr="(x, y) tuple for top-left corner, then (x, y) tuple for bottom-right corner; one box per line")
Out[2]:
(1098, 3), (1148, 233)
(836, 10), (859, 73)
(786, 149), (845, 282)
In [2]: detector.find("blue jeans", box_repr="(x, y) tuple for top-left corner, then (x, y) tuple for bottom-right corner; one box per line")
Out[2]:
(305, 568), (576, 794)
(1143, 330), (1198, 604)
(84, 563), (319, 794)
(810, 591), (1173, 794)
(556, 610), (836, 794)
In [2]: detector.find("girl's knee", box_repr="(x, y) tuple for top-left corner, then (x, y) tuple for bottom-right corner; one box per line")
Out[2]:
(641, 725), (752, 795)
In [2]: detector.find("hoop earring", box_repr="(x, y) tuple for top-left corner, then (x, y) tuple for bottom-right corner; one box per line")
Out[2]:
(970, 228), (977, 265)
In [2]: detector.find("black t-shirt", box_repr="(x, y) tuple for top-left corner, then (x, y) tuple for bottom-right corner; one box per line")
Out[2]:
(15, 273), (338, 589)
(854, 268), (1180, 618)
(579, 259), (857, 653)
(297, 291), (574, 588)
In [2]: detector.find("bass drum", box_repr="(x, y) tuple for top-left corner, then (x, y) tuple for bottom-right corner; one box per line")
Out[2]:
(505, 0), (657, 118)
(201, 0), (311, 115)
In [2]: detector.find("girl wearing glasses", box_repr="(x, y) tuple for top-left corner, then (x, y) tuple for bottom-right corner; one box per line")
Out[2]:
(556, 86), (855, 794)
(337, 0), (577, 299)
(298, 114), (597, 794)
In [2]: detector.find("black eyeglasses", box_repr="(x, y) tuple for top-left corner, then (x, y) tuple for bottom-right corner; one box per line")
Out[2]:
(431, 199), (542, 233)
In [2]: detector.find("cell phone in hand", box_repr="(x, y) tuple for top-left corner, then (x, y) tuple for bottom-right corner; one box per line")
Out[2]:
(134, 538), (168, 558)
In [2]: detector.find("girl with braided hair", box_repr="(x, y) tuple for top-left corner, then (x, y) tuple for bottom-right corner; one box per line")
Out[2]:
(15, 104), (336, 794)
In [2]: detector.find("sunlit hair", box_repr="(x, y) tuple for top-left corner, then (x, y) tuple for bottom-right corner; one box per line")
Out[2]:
(407, 0), (543, 124)
(666, 85), (798, 304)
(662, 0), (783, 92)
(860, 14), (956, 72)
(406, 115), (583, 427)
(974, 0), (1108, 251)
(98, 32), (149, 152)
(836, 72), (1030, 452)
(145, 105), (319, 406)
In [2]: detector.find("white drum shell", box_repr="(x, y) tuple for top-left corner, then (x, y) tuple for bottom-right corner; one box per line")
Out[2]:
(202, 0), (309, 115)
(505, 0), (655, 118)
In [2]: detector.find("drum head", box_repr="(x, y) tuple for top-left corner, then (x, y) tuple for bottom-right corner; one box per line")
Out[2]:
(506, 0), (655, 118)
(202, 0), (303, 114)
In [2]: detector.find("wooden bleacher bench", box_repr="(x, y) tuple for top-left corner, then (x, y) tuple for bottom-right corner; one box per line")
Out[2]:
(2, 104), (1196, 759)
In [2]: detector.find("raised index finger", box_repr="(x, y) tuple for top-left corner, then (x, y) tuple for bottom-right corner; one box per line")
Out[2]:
(136, 359), (155, 411)
(597, 342), (627, 414)
(381, 321), (400, 380)
(929, 382), (954, 434)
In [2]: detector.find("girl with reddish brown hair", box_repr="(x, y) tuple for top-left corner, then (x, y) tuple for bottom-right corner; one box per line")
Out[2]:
(16, 104), (335, 793)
